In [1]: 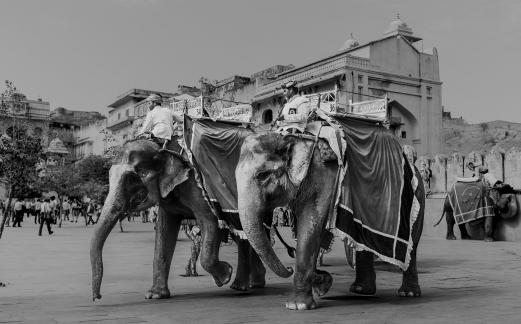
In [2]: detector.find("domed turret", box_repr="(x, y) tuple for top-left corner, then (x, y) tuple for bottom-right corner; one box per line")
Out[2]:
(383, 13), (421, 42)
(339, 33), (360, 51)
(46, 137), (69, 155)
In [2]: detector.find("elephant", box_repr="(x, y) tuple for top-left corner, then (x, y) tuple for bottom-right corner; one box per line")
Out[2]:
(236, 131), (425, 310)
(436, 184), (517, 242)
(90, 138), (267, 301)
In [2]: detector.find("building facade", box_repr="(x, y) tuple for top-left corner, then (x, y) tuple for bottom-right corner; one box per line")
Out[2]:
(203, 16), (442, 156)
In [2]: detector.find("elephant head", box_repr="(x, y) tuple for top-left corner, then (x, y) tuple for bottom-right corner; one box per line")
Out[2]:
(90, 140), (191, 300)
(497, 193), (518, 219)
(236, 132), (335, 278)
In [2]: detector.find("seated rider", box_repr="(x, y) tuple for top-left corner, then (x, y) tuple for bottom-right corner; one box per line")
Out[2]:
(137, 93), (174, 148)
(276, 81), (314, 133)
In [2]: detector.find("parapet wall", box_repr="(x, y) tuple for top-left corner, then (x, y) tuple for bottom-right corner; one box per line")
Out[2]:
(416, 148), (521, 193)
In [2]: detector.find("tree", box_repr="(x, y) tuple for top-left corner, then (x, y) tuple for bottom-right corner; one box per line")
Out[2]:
(0, 131), (43, 239)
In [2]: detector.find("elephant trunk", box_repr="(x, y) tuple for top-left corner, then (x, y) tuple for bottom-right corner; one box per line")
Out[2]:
(90, 178), (126, 301)
(238, 185), (293, 278)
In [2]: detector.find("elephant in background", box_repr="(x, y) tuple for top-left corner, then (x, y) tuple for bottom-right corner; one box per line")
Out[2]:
(436, 185), (517, 242)
(235, 132), (425, 310)
(90, 139), (266, 301)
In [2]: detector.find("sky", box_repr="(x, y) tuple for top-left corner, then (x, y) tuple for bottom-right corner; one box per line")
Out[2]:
(0, 0), (520, 123)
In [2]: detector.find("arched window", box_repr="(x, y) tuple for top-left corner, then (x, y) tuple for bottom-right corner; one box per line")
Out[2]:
(263, 109), (273, 124)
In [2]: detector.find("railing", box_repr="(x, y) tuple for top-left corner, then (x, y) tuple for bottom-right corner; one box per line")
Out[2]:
(170, 96), (203, 118)
(305, 90), (338, 113)
(256, 55), (375, 95)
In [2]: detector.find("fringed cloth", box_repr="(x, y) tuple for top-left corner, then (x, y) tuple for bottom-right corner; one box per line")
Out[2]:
(329, 116), (422, 271)
(448, 181), (495, 225)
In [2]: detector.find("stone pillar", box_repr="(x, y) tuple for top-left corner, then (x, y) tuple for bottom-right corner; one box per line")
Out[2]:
(484, 149), (504, 183)
(430, 154), (447, 193)
(446, 153), (464, 189)
(464, 151), (484, 177)
(504, 147), (521, 188)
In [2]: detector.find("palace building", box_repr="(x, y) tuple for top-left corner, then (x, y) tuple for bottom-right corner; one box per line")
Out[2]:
(206, 15), (442, 156)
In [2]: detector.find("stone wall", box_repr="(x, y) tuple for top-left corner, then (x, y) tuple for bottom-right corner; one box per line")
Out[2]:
(406, 146), (521, 193)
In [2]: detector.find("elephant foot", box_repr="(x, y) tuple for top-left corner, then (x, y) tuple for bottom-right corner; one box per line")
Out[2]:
(446, 234), (457, 240)
(285, 293), (317, 310)
(145, 286), (171, 299)
(484, 236), (494, 242)
(249, 269), (266, 289)
(312, 269), (333, 297)
(249, 279), (266, 289)
(349, 280), (376, 296)
(398, 283), (421, 297)
(230, 277), (249, 291)
(210, 261), (233, 287)
(461, 235), (472, 240)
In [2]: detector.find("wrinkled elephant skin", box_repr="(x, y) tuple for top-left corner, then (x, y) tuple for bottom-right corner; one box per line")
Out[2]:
(91, 139), (264, 301)
(236, 133), (425, 310)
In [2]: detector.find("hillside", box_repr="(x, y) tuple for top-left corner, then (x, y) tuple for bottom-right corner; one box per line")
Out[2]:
(443, 119), (521, 154)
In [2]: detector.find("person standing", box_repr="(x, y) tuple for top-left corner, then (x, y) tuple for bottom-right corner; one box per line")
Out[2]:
(181, 224), (202, 277)
(86, 202), (96, 225)
(38, 199), (53, 236)
(12, 199), (23, 228)
(62, 199), (71, 222)
(34, 199), (42, 224)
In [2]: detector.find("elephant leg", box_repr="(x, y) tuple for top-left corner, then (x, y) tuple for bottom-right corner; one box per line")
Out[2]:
(398, 246), (421, 297)
(350, 251), (376, 295)
(190, 200), (232, 287)
(231, 238), (251, 291)
(459, 224), (471, 240)
(248, 244), (266, 289)
(145, 206), (181, 299)
(445, 208), (458, 240)
(286, 203), (329, 311)
(484, 216), (494, 242)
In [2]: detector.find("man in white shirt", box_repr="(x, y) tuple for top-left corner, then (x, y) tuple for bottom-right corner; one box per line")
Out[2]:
(137, 93), (174, 148)
(12, 200), (23, 227)
(277, 81), (313, 133)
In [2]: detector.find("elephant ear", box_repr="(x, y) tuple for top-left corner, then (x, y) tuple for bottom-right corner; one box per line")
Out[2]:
(286, 138), (315, 187)
(158, 151), (191, 198)
(500, 194), (518, 219)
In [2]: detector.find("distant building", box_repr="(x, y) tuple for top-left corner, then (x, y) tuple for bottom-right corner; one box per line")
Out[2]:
(0, 93), (50, 145)
(73, 119), (108, 159)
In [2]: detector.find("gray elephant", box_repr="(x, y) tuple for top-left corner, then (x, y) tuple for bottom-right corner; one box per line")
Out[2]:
(236, 129), (425, 310)
(436, 184), (517, 242)
(90, 139), (266, 301)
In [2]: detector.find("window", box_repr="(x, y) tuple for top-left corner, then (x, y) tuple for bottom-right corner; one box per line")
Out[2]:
(358, 86), (364, 102)
(358, 74), (363, 83)
(126, 109), (129, 116)
(263, 109), (273, 124)
(118, 112), (121, 120)
(401, 131), (407, 139)
(426, 86), (432, 96)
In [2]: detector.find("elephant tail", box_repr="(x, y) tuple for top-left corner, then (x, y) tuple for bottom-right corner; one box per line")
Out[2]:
(433, 209), (446, 227)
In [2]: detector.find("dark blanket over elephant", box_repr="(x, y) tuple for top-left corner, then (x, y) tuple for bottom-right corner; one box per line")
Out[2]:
(90, 137), (266, 301)
(236, 116), (425, 310)
(435, 181), (517, 241)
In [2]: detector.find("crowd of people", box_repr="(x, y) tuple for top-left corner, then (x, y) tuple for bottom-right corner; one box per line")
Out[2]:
(0, 197), (105, 235)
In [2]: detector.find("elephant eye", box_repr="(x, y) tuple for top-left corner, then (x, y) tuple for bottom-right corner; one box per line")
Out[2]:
(255, 170), (272, 182)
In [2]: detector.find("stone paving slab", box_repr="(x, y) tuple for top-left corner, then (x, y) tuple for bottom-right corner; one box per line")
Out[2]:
(1, 199), (521, 323)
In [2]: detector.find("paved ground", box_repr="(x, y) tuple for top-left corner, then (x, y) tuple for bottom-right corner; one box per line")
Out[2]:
(1, 198), (521, 323)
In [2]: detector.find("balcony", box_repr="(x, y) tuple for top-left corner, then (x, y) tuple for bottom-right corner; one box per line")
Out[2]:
(107, 115), (135, 131)
(255, 55), (376, 101)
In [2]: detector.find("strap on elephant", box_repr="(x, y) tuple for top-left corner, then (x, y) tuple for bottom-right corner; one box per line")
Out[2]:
(263, 223), (296, 258)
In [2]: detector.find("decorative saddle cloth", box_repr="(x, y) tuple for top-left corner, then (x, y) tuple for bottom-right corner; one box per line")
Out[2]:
(328, 115), (422, 271)
(448, 181), (495, 225)
(183, 115), (253, 238)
